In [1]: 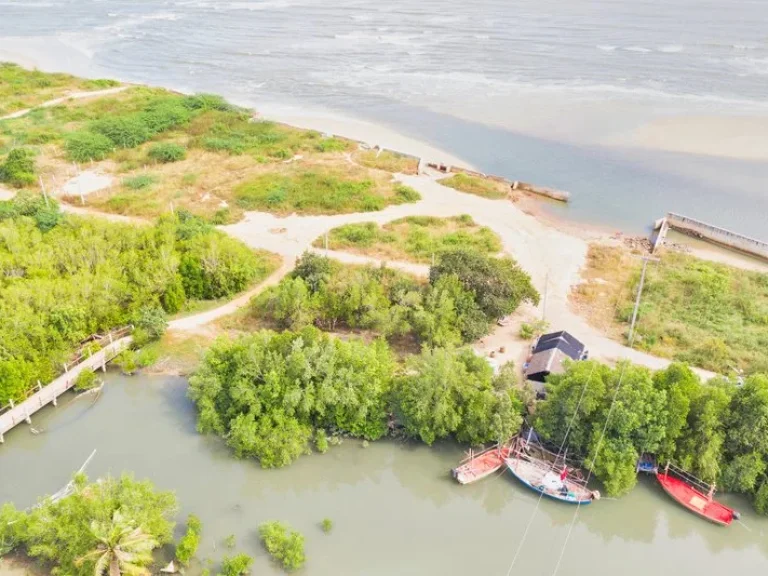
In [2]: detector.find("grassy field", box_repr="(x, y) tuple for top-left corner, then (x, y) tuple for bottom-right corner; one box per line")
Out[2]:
(0, 62), (120, 116)
(353, 149), (419, 174)
(1, 71), (419, 222)
(438, 173), (510, 200)
(233, 164), (420, 215)
(313, 215), (502, 263)
(572, 244), (768, 374)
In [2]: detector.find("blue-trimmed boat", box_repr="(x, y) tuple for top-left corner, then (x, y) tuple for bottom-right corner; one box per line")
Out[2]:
(505, 438), (599, 504)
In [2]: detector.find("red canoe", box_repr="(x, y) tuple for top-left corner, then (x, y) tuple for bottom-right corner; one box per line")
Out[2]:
(452, 444), (512, 485)
(656, 472), (736, 526)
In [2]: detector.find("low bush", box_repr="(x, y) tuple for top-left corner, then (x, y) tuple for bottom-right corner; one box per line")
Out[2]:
(220, 554), (253, 576)
(123, 173), (157, 190)
(0, 148), (36, 188)
(73, 369), (100, 391)
(258, 521), (306, 572)
(65, 131), (114, 162)
(439, 173), (509, 199)
(176, 514), (202, 565)
(148, 142), (187, 163)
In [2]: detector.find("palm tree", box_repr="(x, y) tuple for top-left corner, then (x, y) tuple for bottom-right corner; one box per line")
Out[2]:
(76, 510), (158, 576)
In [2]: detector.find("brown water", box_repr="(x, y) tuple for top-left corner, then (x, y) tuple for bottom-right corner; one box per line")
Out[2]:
(1, 374), (767, 576)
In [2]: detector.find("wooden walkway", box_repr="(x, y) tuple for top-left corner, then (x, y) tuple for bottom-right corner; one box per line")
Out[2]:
(0, 335), (133, 443)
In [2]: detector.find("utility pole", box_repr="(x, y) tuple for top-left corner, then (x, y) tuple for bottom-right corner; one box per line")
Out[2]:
(628, 255), (660, 345)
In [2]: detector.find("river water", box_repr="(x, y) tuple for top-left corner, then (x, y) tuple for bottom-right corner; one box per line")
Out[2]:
(1, 374), (768, 575)
(1, 0), (768, 237)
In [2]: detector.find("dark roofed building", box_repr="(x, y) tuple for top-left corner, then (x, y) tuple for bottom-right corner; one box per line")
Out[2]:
(525, 331), (587, 388)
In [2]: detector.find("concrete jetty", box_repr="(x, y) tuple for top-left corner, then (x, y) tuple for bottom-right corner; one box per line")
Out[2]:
(651, 212), (768, 261)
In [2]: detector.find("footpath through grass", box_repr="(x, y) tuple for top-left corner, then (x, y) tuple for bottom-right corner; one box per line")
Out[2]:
(0, 62), (120, 116)
(313, 215), (502, 263)
(573, 244), (768, 374)
(438, 173), (509, 200)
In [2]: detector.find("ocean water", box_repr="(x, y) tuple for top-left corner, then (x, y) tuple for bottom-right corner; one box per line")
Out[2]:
(1, 0), (768, 236)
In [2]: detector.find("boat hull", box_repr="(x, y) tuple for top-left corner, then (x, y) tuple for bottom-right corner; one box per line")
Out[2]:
(505, 457), (593, 505)
(656, 473), (734, 526)
(452, 446), (511, 485)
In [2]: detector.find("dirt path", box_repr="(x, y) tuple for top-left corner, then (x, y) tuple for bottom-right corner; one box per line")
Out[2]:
(0, 86), (128, 121)
(168, 259), (292, 333)
(223, 175), (719, 378)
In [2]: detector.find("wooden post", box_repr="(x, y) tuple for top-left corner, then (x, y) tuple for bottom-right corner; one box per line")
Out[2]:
(24, 409), (31, 425)
(9, 399), (14, 409)
(52, 394), (58, 407)
(37, 380), (42, 392)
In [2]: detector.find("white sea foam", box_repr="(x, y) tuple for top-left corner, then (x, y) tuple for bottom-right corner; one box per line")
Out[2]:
(625, 46), (652, 53)
(658, 45), (684, 53)
(596, 45), (617, 52)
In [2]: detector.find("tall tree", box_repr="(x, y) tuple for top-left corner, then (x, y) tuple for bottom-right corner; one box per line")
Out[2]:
(76, 511), (158, 576)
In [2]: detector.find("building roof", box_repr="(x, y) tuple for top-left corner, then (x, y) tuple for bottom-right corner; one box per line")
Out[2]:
(532, 331), (585, 361)
(526, 348), (573, 383)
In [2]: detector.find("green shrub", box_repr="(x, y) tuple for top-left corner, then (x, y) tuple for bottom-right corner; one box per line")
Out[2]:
(258, 521), (306, 572)
(148, 142), (187, 163)
(123, 174), (157, 190)
(73, 370), (100, 391)
(65, 131), (114, 162)
(0, 149), (36, 188)
(176, 514), (202, 565)
(224, 534), (236, 549)
(220, 554), (252, 576)
(183, 94), (235, 112)
(141, 100), (191, 133)
(393, 183), (420, 203)
(114, 350), (138, 375)
(133, 305), (168, 344)
(91, 114), (152, 148)
(315, 429), (329, 454)
(314, 137), (348, 152)
(321, 518), (333, 533)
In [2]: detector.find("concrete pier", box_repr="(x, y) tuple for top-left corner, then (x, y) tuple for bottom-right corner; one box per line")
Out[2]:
(651, 212), (768, 261)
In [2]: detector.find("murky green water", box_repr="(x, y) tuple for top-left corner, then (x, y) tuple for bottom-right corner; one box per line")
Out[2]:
(1, 374), (767, 575)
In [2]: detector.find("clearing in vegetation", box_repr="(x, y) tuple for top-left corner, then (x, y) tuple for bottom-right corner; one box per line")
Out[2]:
(0, 61), (120, 116)
(572, 244), (768, 374)
(313, 215), (502, 264)
(438, 172), (510, 200)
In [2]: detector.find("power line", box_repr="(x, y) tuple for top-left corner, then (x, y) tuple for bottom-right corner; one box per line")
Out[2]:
(503, 361), (597, 576)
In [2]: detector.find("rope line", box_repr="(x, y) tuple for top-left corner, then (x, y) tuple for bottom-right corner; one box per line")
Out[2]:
(503, 361), (597, 576)
(550, 359), (632, 576)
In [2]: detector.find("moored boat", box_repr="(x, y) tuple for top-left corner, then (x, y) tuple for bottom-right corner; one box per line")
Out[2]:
(656, 463), (738, 526)
(504, 438), (599, 504)
(452, 443), (512, 485)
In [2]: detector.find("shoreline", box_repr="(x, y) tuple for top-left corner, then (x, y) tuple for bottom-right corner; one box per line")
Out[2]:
(3, 52), (767, 273)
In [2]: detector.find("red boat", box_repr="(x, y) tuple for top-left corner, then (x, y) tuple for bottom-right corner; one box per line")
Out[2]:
(452, 444), (512, 485)
(656, 465), (738, 526)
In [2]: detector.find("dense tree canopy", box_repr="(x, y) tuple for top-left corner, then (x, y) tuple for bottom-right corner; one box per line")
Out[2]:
(395, 349), (525, 445)
(535, 360), (768, 512)
(188, 327), (397, 467)
(255, 250), (538, 348)
(0, 474), (177, 576)
(189, 327), (527, 467)
(0, 196), (273, 403)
